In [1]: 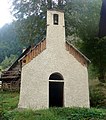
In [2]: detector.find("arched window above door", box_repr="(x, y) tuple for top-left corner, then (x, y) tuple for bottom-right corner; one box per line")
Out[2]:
(49, 72), (64, 80)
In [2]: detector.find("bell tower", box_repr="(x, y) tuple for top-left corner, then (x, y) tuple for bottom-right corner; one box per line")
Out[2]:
(46, 10), (65, 49)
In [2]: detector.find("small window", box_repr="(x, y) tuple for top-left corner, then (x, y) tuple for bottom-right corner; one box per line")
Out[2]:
(53, 14), (59, 25)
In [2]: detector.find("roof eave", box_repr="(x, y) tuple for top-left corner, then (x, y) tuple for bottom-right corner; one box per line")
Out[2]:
(66, 41), (91, 64)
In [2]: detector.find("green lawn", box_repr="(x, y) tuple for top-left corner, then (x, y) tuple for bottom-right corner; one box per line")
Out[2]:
(0, 91), (106, 120)
(0, 91), (19, 111)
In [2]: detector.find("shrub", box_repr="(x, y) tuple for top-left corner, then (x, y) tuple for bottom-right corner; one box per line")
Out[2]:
(90, 83), (106, 108)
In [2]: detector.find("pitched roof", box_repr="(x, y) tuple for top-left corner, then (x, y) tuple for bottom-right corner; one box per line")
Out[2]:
(66, 41), (91, 63)
(19, 38), (46, 66)
(3, 37), (90, 73)
(8, 46), (31, 71)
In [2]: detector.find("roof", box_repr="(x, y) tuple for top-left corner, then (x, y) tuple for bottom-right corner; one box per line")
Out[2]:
(8, 46), (31, 71)
(66, 41), (91, 64)
(19, 38), (46, 62)
(10, 39), (90, 70)
(0, 45), (31, 81)
(3, 38), (90, 73)
(1, 38), (46, 73)
(47, 9), (64, 13)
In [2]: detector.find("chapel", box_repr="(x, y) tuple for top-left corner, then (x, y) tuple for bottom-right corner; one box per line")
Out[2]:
(18, 10), (90, 109)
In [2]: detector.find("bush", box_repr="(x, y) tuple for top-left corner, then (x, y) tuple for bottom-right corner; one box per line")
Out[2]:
(90, 82), (106, 108)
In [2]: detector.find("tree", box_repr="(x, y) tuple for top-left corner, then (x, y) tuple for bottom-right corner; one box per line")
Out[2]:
(64, 0), (106, 82)
(47, 0), (52, 9)
(87, 37), (106, 83)
(11, 0), (106, 82)
(58, 0), (65, 9)
(0, 54), (18, 70)
(11, 0), (66, 46)
(0, 24), (22, 63)
(14, 14), (46, 46)
(11, 0), (48, 46)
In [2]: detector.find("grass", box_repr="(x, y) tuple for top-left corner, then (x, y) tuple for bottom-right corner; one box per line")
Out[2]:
(2, 107), (106, 120)
(1, 80), (106, 120)
(0, 91), (19, 112)
(0, 91), (106, 120)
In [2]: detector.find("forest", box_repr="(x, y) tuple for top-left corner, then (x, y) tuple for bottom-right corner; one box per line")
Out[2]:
(1, 0), (106, 82)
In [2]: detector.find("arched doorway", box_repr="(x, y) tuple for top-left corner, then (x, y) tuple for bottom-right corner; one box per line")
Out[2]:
(49, 72), (64, 107)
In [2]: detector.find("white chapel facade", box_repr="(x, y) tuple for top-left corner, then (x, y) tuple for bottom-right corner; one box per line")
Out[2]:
(18, 10), (90, 109)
